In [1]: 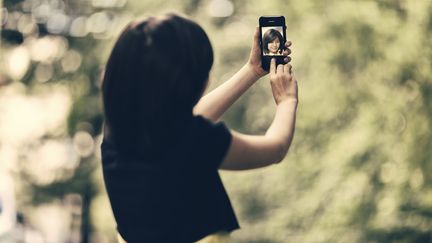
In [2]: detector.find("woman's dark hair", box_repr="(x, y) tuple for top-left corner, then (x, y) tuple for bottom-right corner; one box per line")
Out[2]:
(263, 28), (283, 54)
(102, 13), (213, 158)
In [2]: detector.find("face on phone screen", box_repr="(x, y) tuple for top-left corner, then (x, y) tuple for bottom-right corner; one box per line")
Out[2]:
(261, 26), (285, 56)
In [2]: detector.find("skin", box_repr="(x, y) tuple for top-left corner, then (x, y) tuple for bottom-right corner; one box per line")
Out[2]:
(268, 38), (281, 54)
(248, 27), (291, 78)
(193, 27), (297, 170)
(193, 27), (292, 121)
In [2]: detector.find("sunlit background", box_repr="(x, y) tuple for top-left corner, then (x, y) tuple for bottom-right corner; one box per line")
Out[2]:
(1, 0), (432, 242)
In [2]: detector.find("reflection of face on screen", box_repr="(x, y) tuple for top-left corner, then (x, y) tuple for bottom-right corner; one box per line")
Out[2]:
(262, 26), (284, 56)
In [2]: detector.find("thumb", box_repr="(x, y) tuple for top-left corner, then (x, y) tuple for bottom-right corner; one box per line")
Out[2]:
(253, 26), (260, 50)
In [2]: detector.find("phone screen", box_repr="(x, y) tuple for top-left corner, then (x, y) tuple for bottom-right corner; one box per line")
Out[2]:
(261, 26), (285, 56)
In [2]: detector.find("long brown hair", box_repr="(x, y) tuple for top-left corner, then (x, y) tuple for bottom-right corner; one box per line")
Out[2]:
(102, 13), (214, 158)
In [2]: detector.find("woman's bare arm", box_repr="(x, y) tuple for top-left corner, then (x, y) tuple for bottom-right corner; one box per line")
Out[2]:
(220, 99), (297, 170)
(193, 27), (291, 122)
(220, 59), (298, 170)
(193, 64), (259, 122)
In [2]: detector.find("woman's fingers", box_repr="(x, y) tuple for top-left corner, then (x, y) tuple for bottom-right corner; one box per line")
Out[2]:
(284, 41), (292, 54)
(283, 48), (291, 55)
(254, 27), (260, 47)
(277, 62), (284, 74)
(283, 40), (292, 63)
(270, 58), (276, 74)
(284, 63), (292, 74)
(273, 58), (293, 73)
(284, 56), (291, 63)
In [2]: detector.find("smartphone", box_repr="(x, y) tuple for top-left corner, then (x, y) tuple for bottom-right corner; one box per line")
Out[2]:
(259, 16), (287, 71)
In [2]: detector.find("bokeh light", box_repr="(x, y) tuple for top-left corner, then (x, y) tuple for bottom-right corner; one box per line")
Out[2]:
(28, 36), (68, 63)
(1, 0), (432, 242)
(73, 131), (95, 158)
(61, 49), (82, 73)
(207, 0), (234, 18)
(34, 63), (53, 82)
(4, 46), (30, 80)
(69, 16), (89, 37)
(1, 8), (8, 26)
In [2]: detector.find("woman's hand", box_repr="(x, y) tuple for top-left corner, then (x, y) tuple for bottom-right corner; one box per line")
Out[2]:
(247, 27), (292, 79)
(269, 58), (298, 105)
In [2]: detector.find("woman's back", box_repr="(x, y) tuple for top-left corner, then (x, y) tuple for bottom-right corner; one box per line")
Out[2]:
(101, 115), (239, 242)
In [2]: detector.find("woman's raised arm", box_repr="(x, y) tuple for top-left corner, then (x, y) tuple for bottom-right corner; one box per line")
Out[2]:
(220, 59), (298, 170)
(193, 27), (291, 122)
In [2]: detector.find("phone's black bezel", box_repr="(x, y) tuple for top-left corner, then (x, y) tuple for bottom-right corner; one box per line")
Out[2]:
(259, 16), (287, 71)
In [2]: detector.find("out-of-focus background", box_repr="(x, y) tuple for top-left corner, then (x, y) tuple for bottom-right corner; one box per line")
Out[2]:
(1, 0), (432, 242)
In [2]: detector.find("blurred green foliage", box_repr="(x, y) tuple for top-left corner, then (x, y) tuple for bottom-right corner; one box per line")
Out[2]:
(2, 0), (432, 242)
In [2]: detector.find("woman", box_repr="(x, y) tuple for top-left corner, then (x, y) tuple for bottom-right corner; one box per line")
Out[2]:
(101, 12), (298, 243)
(263, 28), (284, 56)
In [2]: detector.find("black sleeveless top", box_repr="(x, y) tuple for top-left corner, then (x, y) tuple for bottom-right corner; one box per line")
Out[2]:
(101, 115), (240, 242)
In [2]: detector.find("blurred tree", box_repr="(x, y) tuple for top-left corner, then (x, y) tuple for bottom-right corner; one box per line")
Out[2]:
(1, 0), (128, 242)
(2, 0), (432, 242)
